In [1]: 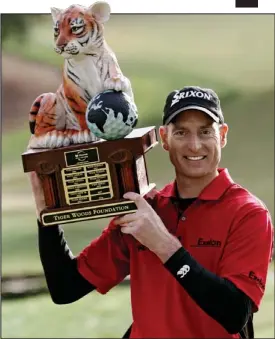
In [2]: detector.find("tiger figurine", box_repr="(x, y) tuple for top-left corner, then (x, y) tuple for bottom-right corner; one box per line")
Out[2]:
(28, 1), (134, 149)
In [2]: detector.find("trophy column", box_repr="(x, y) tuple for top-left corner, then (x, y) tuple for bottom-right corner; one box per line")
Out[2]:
(22, 126), (158, 226)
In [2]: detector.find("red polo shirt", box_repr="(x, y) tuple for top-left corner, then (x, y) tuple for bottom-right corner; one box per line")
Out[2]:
(77, 168), (273, 338)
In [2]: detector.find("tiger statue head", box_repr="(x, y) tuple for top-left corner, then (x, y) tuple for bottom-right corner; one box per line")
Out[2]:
(50, 1), (110, 59)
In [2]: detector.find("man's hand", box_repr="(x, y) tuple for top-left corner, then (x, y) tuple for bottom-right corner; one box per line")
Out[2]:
(28, 171), (46, 221)
(113, 192), (182, 263)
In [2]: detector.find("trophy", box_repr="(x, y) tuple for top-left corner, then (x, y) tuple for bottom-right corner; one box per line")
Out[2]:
(21, 2), (158, 226)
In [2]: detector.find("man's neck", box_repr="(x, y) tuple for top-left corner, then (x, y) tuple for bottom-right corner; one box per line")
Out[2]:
(176, 170), (219, 198)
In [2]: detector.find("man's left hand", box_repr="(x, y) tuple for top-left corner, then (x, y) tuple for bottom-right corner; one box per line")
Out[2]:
(113, 192), (182, 263)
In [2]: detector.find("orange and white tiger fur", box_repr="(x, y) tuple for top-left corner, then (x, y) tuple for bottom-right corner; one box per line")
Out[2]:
(28, 1), (133, 149)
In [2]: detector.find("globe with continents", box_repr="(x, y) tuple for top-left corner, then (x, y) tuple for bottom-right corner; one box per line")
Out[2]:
(85, 90), (138, 140)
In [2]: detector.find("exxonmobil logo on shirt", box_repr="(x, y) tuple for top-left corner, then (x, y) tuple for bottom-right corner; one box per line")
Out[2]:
(191, 238), (222, 248)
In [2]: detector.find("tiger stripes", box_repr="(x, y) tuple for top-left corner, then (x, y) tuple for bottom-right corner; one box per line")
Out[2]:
(28, 1), (133, 149)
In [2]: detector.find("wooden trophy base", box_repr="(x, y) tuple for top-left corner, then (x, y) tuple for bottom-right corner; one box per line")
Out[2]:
(22, 126), (158, 226)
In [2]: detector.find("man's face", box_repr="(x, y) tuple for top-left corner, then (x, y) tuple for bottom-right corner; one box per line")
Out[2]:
(159, 110), (228, 179)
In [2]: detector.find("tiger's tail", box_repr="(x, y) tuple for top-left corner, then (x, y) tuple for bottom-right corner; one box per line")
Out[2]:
(29, 94), (44, 134)
(28, 93), (57, 136)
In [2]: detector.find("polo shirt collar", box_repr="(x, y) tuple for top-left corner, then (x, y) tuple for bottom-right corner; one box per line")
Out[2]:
(159, 168), (235, 201)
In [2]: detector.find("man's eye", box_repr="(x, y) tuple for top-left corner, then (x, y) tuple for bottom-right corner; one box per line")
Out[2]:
(174, 131), (185, 136)
(201, 129), (212, 135)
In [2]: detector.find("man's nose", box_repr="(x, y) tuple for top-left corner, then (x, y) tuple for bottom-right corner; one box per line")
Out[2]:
(187, 135), (202, 153)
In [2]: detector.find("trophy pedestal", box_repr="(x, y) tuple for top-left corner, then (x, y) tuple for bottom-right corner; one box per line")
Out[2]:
(22, 126), (158, 226)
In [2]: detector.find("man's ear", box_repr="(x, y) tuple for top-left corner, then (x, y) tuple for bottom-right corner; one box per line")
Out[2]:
(220, 123), (229, 148)
(159, 125), (169, 151)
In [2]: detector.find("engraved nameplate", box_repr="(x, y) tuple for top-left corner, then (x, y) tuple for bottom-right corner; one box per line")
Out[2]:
(61, 162), (114, 205)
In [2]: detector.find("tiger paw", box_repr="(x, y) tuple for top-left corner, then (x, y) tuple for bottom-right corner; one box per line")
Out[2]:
(65, 129), (99, 145)
(104, 75), (131, 93)
(28, 131), (71, 149)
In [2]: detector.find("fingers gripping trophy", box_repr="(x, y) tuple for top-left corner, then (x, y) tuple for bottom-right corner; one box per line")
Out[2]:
(22, 1), (158, 226)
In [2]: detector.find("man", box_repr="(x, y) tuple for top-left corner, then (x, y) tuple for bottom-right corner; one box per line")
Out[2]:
(30, 86), (273, 338)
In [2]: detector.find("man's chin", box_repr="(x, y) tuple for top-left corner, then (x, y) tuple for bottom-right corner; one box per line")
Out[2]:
(181, 168), (209, 179)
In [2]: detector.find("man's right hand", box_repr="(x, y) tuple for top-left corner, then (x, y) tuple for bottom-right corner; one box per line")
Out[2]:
(28, 171), (46, 221)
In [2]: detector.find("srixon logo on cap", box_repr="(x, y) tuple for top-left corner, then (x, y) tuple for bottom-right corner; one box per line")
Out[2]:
(171, 90), (213, 107)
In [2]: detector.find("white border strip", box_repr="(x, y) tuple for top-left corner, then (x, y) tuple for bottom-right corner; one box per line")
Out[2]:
(0, 0), (274, 14)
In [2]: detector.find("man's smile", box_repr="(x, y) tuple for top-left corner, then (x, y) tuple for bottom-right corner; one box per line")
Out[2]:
(184, 156), (207, 161)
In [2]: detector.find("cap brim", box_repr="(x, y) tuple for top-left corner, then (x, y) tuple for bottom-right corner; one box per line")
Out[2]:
(164, 105), (220, 125)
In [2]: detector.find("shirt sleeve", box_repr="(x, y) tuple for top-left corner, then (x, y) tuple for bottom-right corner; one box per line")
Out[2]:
(217, 205), (274, 312)
(77, 219), (130, 295)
